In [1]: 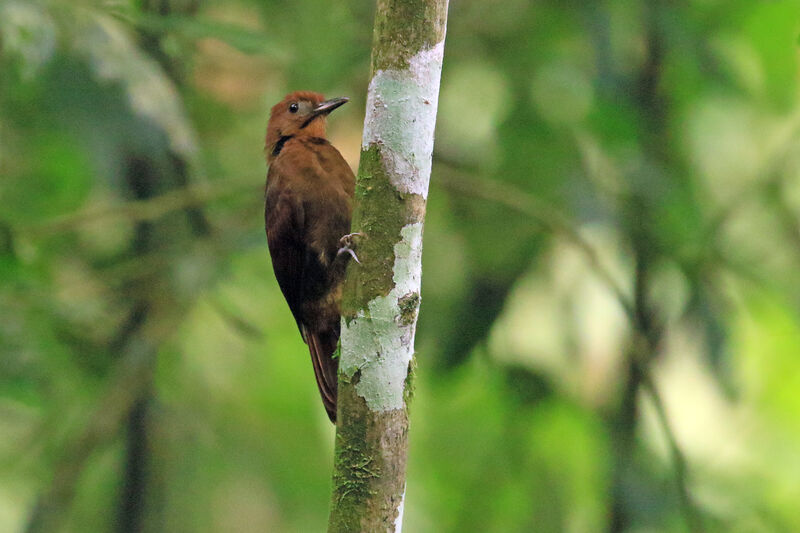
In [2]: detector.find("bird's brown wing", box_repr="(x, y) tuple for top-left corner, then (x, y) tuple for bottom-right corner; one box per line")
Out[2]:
(265, 172), (340, 422)
(265, 182), (306, 335)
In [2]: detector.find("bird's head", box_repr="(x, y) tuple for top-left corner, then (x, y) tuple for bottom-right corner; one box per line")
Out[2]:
(265, 91), (349, 161)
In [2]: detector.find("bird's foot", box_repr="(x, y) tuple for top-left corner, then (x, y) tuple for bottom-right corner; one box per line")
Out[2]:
(337, 232), (365, 264)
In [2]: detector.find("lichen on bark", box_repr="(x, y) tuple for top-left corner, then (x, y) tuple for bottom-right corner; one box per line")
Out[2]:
(362, 42), (444, 198)
(340, 222), (423, 412)
(371, 0), (448, 72)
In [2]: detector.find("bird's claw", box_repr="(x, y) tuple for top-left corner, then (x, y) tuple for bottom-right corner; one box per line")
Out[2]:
(337, 232), (364, 264)
(337, 246), (360, 264)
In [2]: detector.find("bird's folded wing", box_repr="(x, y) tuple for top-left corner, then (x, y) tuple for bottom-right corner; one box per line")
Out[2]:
(265, 187), (306, 335)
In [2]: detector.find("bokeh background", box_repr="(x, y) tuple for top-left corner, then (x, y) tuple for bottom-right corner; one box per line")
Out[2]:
(2, 0), (800, 531)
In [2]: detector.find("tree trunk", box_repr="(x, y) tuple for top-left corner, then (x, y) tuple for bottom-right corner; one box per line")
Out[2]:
(327, 1), (448, 531)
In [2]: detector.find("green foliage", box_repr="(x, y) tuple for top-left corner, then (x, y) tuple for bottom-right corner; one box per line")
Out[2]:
(2, 0), (800, 531)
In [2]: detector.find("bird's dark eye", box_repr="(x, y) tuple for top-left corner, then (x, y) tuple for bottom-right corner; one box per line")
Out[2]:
(289, 102), (299, 113)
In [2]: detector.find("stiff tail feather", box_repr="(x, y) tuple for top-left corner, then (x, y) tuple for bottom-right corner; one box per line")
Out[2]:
(303, 326), (339, 422)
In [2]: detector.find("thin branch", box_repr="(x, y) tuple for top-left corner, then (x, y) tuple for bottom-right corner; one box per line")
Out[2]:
(640, 369), (703, 533)
(15, 179), (259, 240)
(435, 168), (636, 323)
(24, 312), (172, 533)
(435, 167), (702, 531)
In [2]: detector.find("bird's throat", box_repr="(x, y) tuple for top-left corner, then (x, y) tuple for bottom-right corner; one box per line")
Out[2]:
(273, 135), (293, 157)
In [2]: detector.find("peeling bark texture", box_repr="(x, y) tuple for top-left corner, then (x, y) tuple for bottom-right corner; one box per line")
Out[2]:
(327, 1), (448, 532)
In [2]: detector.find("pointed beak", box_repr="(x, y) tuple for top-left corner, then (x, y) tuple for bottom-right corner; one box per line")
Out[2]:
(313, 97), (349, 116)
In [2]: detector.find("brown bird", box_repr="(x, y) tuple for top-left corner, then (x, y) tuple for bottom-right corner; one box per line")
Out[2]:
(264, 91), (357, 423)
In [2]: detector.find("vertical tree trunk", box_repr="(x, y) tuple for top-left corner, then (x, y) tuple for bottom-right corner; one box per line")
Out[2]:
(327, 1), (448, 531)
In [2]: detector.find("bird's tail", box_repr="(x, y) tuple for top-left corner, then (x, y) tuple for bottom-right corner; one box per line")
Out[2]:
(303, 325), (339, 422)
